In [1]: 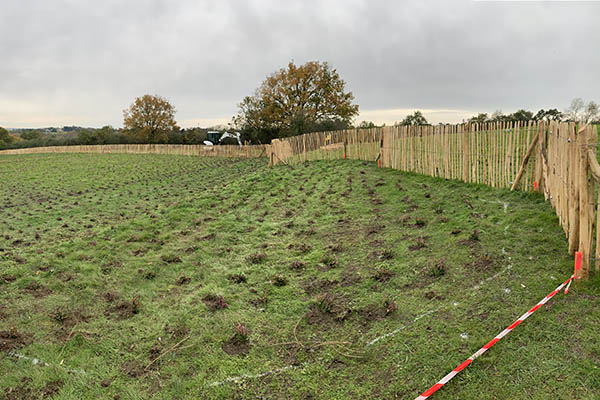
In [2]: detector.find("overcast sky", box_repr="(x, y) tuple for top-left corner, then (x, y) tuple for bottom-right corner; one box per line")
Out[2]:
(1, 0), (599, 128)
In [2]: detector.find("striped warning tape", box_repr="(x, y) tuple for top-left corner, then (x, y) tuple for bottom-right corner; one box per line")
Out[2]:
(415, 253), (582, 399)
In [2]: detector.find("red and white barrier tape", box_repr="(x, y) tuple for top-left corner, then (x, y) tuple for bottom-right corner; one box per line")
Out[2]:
(415, 265), (579, 400)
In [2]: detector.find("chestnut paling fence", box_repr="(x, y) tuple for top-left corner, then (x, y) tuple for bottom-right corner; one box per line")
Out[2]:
(0, 143), (270, 158)
(270, 121), (600, 279)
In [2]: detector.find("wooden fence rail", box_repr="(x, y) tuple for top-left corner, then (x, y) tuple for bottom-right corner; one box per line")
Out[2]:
(271, 121), (600, 279)
(0, 144), (270, 158)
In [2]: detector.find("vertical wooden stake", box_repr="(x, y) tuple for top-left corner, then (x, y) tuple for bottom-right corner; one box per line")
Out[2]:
(462, 124), (469, 182)
(586, 125), (597, 273)
(568, 123), (580, 254)
(578, 124), (590, 279)
(533, 123), (543, 192)
(378, 129), (384, 168)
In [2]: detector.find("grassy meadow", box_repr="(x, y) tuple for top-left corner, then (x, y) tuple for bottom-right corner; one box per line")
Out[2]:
(0, 153), (598, 399)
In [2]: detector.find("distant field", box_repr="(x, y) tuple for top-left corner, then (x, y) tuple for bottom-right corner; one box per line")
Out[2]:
(0, 154), (598, 399)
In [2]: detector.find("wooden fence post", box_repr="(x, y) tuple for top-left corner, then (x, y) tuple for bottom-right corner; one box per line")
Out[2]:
(568, 123), (580, 254)
(462, 124), (469, 182)
(588, 125), (600, 273)
(577, 125), (590, 279)
(533, 122), (544, 192)
(378, 128), (384, 168)
(303, 134), (306, 162)
(510, 132), (540, 191)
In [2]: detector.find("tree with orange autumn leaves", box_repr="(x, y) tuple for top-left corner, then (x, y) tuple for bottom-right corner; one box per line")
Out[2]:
(234, 61), (359, 143)
(123, 94), (178, 143)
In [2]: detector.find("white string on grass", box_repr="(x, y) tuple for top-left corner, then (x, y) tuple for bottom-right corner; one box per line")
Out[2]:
(9, 352), (87, 375)
(366, 309), (439, 347)
(205, 252), (518, 387)
(470, 264), (513, 291)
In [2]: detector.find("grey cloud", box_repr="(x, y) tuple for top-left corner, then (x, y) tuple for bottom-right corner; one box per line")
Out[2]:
(1, 0), (598, 127)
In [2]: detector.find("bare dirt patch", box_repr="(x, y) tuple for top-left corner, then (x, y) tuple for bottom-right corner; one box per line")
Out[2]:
(1, 274), (17, 283)
(248, 290), (268, 308)
(121, 360), (146, 378)
(228, 274), (247, 283)
(41, 380), (64, 398)
(302, 278), (338, 294)
(164, 323), (190, 340)
(358, 299), (398, 326)
(429, 259), (448, 277)
(23, 282), (52, 297)
(369, 249), (394, 261)
(306, 293), (353, 325)
(340, 269), (362, 287)
(413, 218), (427, 228)
(199, 233), (215, 241)
(424, 291), (445, 300)
(246, 253), (266, 264)
(372, 268), (396, 282)
(202, 294), (227, 310)
(3, 377), (33, 400)
(366, 224), (385, 235)
(107, 297), (141, 319)
(408, 236), (428, 251)
(101, 290), (119, 303)
(288, 242), (312, 254)
(161, 254), (182, 264)
(328, 243), (343, 253)
(50, 307), (91, 341)
(318, 255), (337, 271)
(222, 336), (251, 356)
(0, 328), (32, 352)
(175, 275), (191, 285)
(99, 378), (113, 387)
(467, 254), (498, 272)
(458, 230), (481, 247)
(101, 259), (123, 274)
(289, 261), (305, 271)
(272, 274), (288, 287)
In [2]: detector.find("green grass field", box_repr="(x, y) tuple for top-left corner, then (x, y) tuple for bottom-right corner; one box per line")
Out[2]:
(1, 153), (598, 399)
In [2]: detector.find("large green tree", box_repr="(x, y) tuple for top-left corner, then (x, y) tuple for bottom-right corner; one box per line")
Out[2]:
(357, 121), (377, 129)
(398, 111), (428, 126)
(508, 109), (534, 122)
(123, 94), (178, 143)
(468, 113), (489, 124)
(20, 130), (43, 141)
(96, 126), (116, 144)
(533, 108), (563, 121)
(233, 61), (359, 143)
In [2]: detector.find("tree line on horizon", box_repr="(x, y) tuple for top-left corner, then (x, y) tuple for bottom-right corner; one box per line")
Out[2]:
(1, 61), (599, 150)
(0, 125), (236, 150)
